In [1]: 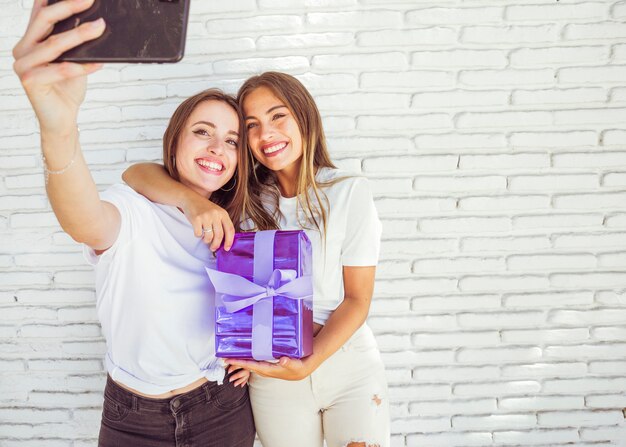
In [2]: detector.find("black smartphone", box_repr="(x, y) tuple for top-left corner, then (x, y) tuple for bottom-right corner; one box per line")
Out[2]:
(48, 0), (190, 63)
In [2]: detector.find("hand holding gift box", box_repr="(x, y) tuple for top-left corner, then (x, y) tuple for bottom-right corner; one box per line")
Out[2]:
(206, 230), (313, 361)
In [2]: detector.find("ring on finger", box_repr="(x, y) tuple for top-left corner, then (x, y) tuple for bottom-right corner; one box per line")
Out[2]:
(202, 227), (213, 234)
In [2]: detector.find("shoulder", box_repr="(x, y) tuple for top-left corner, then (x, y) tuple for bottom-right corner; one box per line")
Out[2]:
(101, 183), (141, 199)
(316, 167), (350, 182)
(100, 183), (156, 214)
(317, 168), (372, 197)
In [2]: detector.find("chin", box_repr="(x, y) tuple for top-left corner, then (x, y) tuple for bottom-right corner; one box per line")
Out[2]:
(187, 179), (220, 198)
(261, 161), (279, 171)
(204, 184), (222, 195)
(272, 159), (297, 173)
(259, 155), (284, 168)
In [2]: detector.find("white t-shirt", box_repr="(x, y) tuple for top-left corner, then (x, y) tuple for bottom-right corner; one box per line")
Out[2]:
(83, 184), (223, 395)
(270, 168), (382, 324)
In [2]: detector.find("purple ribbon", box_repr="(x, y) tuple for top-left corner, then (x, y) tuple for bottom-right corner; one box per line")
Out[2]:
(206, 230), (313, 361)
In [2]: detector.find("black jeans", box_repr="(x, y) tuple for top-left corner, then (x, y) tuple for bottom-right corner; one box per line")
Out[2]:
(98, 373), (255, 447)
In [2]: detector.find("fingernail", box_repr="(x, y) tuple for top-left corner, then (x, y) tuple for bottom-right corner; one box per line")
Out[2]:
(90, 18), (104, 28)
(86, 63), (103, 71)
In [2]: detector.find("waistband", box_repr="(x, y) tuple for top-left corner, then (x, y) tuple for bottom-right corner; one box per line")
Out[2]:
(105, 354), (226, 395)
(104, 373), (225, 414)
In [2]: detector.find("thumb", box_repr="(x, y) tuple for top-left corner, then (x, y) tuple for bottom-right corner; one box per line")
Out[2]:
(278, 357), (290, 367)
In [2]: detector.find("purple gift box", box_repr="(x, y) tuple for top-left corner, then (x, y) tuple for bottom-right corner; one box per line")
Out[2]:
(206, 230), (313, 361)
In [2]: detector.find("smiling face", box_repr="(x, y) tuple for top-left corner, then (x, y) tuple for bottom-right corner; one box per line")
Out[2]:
(174, 100), (240, 198)
(243, 86), (303, 177)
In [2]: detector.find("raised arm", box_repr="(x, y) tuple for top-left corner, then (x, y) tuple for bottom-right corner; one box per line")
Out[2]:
(13, 0), (119, 250)
(123, 163), (235, 251)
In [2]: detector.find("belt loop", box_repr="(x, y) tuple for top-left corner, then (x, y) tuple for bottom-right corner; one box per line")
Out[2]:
(132, 394), (138, 412)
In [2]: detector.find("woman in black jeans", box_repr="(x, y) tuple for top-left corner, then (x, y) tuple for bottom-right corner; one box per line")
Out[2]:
(12, 1), (254, 445)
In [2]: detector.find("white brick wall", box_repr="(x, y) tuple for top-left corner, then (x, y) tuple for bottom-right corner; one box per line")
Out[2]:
(1, 0), (626, 445)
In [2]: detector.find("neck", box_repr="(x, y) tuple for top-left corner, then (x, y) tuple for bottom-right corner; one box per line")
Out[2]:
(275, 159), (301, 198)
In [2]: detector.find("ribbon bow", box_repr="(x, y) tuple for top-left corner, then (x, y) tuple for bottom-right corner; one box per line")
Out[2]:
(206, 267), (312, 314)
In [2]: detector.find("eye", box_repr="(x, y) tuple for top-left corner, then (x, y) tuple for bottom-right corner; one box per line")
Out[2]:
(272, 113), (285, 121)
(246, 122), (258, 130)
(226, 139), (238, 147)
(193, 129), (210, 136)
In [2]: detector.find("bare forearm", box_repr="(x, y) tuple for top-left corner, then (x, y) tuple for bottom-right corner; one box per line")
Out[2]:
(123, 163), (200, 208)
(123, 162), (235, 251)
(42, 128), (117, 249)
(308, 298), (370, 370)
(221, 273), (374, 381)
(306, 266), (376, 373)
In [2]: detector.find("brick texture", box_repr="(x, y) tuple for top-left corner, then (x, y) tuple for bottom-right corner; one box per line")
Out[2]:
(1, 1), (626, 446)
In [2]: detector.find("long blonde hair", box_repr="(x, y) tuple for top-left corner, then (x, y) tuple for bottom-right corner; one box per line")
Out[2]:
(237, 72), (340, 234)
(162, 89), (246, 230)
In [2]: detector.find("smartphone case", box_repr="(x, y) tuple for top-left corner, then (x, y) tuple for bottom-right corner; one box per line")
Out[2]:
(48, 0), (190, 63)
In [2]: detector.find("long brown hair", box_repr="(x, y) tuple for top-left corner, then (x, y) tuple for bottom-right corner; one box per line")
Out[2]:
(162, 89), (246, 229)
(237, 72), (339, 233)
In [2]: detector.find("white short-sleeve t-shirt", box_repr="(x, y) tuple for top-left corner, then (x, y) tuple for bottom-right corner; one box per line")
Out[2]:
(271, 168), (382, 324)
(83, 184), (223, 395)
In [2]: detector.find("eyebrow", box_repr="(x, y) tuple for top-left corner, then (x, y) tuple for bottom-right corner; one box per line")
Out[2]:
(244, 105), (287, 121)
(192, 120), (239, 137)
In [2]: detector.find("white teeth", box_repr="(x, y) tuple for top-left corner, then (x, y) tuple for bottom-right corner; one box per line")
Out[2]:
(197, 160), (223, 171)
(263, 142), (287, 154)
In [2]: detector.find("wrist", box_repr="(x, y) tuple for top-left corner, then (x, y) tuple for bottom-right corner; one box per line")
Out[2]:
(177, 187), (202, 209)
(40, 126), (78, 144)
(177, 190), (191, 210)
(303, 353), (322, 375)
(38, 111), (79, 136)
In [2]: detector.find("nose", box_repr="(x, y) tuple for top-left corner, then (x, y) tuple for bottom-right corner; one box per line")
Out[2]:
(207, 138), (225, 155)
(259, 122), (275, 143)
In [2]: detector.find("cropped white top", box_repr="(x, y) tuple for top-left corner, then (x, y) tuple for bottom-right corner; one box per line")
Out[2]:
(84, 184), (223, 395)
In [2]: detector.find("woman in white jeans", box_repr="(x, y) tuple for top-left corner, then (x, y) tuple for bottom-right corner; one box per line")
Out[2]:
(124, 71), (390, 446)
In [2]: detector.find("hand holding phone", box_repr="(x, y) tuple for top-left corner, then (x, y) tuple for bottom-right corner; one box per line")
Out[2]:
(48, 0), (190, 63)
(13, 0), (106, 134)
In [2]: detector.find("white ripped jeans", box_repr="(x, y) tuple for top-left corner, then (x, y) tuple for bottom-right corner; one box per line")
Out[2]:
(248, 324), (390, 447)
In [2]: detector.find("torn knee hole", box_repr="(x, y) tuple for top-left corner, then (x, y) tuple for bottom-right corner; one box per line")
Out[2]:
(345, 443), (380, 447)
(371, 394), (382, 406)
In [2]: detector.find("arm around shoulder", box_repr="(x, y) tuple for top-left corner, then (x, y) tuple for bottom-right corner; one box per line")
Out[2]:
(122, 162), (235, 251)
(122, 163), (193, 209)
